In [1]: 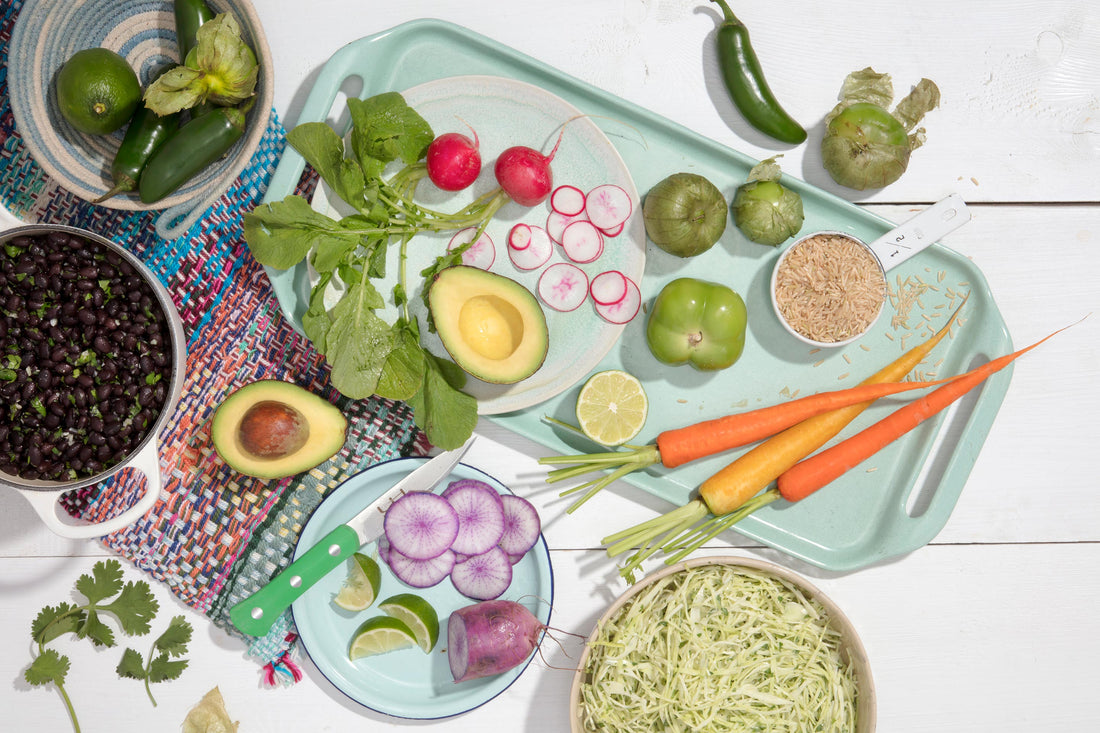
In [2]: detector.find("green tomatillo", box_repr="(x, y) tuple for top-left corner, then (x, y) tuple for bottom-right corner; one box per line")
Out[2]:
(646, 278), (747, 371)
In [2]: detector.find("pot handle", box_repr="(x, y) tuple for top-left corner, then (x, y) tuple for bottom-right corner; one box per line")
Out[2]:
(17, 441), (163, 540)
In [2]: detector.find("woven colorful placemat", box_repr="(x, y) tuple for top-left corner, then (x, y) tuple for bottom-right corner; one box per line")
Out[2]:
(1, 0), (431, 682)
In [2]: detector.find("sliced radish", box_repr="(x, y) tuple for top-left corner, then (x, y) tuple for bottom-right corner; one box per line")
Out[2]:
(448, 227), (495, 270)
(383, 491), (460, 561)
(561, 220), (604, 264)
(507, 223), (532, 250)
(546, 210), (587, 244)
(584, 183), (633, 231)
(445, 481), (507, 556)
(598, 221), (625, 238)
(508, 225), (553, 271)
(376, 536), (392, 565)
(594, 275), (641, 324)
(589, 270), (628, 306)
(451, 546), (514, 601)
(387, 547), (456, 588)
(537, 263), (589, 312)
(497, 495), (541, 558)
(550, 184), (586, 216)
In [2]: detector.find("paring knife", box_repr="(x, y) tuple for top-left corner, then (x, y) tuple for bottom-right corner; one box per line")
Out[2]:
(230, 439), (475, 637)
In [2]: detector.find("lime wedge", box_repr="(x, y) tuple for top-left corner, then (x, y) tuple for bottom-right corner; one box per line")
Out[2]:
(379, 593), (440, 653)
(348, 616), (418, 660)
(575, 370), (648, 446)
(333, 552), (382, 612)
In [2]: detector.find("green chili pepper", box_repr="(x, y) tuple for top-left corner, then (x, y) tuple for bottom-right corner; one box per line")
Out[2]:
(708, 0), (806, 145)
(93, 105), (180, 204)
(174, 0), (215, 62)
(138, 102), (248, 204)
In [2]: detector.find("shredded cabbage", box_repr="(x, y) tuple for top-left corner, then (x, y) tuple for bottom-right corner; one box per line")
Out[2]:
(578, 565), (859, 733)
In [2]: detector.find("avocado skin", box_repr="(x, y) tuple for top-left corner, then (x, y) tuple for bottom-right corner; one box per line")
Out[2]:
(211, 380), (347, 479)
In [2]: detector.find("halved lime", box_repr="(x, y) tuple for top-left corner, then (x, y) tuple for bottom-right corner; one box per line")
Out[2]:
(347, 616), (418, 660)
(332, 552), (382, 612)
(378, 593), (440, 653)
(575, 369), (648, 446)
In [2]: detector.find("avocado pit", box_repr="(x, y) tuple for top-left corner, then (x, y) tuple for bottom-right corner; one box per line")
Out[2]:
(237, 400), (310, 458)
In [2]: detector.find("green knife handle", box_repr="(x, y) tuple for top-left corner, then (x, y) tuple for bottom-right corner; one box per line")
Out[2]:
(229, 523), (360, 637)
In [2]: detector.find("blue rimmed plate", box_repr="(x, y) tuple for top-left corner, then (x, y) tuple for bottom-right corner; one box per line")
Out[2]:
(290, 456), (554, 719)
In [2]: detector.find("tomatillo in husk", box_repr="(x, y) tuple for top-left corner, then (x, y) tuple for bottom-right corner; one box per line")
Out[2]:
(642, 172), (728, 258)
(646, 278), (747, 371)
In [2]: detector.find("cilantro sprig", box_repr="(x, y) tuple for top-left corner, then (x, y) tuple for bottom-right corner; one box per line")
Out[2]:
(24, 559), (192, 732)
(243, 92), (501, 449)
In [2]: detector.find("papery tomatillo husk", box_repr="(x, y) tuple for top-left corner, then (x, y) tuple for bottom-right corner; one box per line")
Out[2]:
(642, 172), (728, 258)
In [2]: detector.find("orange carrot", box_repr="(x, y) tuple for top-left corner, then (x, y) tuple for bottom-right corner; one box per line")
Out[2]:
(777, 323), (1068, 502)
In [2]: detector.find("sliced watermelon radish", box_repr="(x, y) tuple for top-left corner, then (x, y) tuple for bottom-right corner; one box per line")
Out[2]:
(387, 547), (456, 588)
(589, 270), (628, 306)
(448, 227), (495, 269)
(594, 275), (641, 324)
(537, 262), (589, 312)
(550, 184), (586, 216)
(561, 220), (604, 264)
(508, 225), (553, 270)
(584, 183), (633, 232)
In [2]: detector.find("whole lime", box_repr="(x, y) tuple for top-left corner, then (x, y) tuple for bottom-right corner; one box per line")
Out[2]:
(55, 48), (141, 136)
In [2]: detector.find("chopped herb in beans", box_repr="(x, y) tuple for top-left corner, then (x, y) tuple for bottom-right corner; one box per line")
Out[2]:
(0, 230), (173, 482)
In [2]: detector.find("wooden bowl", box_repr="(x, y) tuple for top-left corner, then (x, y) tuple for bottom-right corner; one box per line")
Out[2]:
(570, 555), (876, 732)
(8, 0), (273, 237)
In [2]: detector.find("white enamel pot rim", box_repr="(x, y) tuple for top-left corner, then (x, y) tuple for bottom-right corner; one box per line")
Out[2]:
(0, 208), (186, 538)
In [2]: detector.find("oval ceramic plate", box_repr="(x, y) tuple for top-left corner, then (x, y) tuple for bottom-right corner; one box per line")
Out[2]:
(291, 457), (554, 719)
(310, 75), (645, 415)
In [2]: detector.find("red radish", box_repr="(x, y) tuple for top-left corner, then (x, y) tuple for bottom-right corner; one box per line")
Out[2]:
(538, 263), (589, 312)
(589, 270), (628, 306)
(546, 210), (588, 244)
(383, 491), (460, 560)
(447, 600), (545, 682)
(594, 275), (641, 324)
(508, 225), (553, 271)
(494, 124), (570, 207)
(445, 481), (507, 556)
(387, 547), (456, 588)
(598, 220), (625, 238)
(426, 125), (482, 191)
(550, 184), (586, 216)
(507, 223), (532, 250)
(584, 183), (632, 231)
(497, 494), (542, 557)
(451, 546), (513, 600)
(561, 220), (605, 263)
(447, 227), (495, 270)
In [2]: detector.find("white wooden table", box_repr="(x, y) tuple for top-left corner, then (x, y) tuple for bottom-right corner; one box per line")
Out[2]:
(4, 1), (1099, 730)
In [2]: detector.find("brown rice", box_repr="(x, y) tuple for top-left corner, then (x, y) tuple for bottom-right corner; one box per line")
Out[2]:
(774, 233), (886, 343)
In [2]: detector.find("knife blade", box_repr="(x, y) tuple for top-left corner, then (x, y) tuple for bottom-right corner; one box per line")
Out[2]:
(230, 439), (475, 637)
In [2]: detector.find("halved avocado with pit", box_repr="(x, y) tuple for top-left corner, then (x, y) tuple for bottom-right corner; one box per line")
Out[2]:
(428, 266), (548, 384)
(211, 380), (347, 479)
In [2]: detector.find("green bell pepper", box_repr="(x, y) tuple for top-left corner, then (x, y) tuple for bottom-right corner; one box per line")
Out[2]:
(645, 277), (748, 371)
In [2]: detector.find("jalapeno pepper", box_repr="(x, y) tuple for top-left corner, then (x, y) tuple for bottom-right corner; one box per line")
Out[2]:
(138, 102), (248, 204)
(708, 0), (806, 145)
(174, 0), (215, 62)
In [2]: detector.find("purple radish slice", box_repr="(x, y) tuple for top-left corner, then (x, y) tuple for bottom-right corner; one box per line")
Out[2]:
(445, 481), (507, 556)
(538, 262), (588, 312)
(594, 275), (641, 325)
(546, 210), (587, 244)
(507, 553), (526, 565)
(451, 546), (513, 600)
(561, 220), (604, 264)
(550, 184), (586, 216)
(508, 225), (553, 271)
(448, 227), (495, 270)
(376, 536), (392, 565)
(497, 494), (541, 557)
(448, 600), (545, 683)
(507, 223), (532, 250)
(442, 478), (505, 509)
(598, 220), (625, 238)
(584, 183), (633, 231)
(383, 491), (460, 560)
(589, 270), (628, 306)
(387, 547), (456, 588)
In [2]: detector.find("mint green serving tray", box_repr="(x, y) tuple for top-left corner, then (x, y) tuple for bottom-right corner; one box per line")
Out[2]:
(261, 19), (1013, 572)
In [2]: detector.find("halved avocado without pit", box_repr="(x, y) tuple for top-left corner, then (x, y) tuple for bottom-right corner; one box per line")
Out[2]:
(211, 380), (347, 479)
(428, 265), (549, 384)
